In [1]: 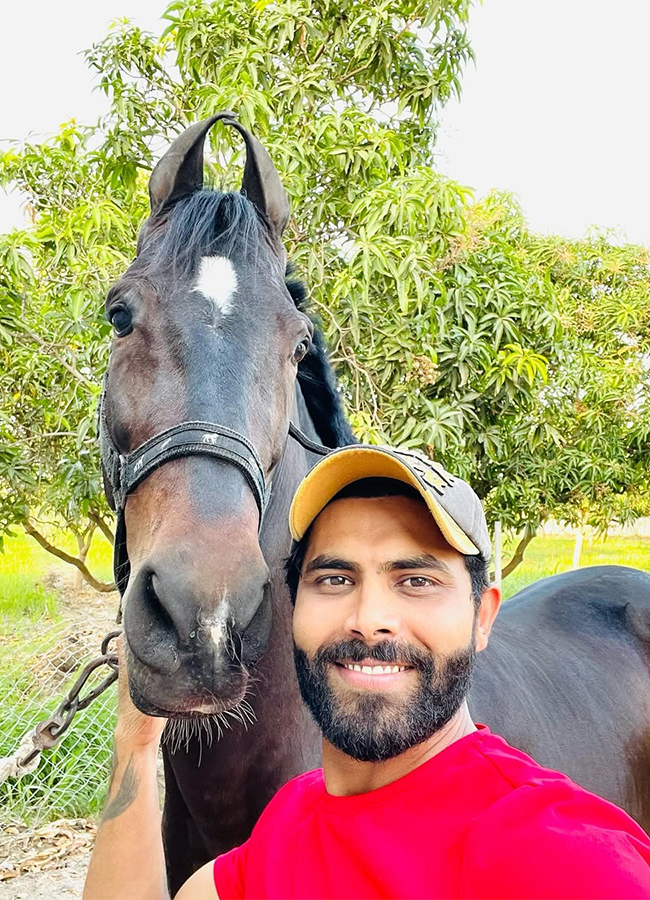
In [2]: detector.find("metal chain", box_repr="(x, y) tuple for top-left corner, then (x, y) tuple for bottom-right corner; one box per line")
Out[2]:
(0, 630), (122, 783)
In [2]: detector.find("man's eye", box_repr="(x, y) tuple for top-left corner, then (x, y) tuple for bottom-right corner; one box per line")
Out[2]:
(317, 575), (352, 587)
(401, 576), (434, 588)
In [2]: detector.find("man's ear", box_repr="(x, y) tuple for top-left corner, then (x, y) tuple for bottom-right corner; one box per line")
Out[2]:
(475, 586), (501, 653)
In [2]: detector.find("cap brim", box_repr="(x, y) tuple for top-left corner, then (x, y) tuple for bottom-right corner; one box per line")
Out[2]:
(289, 447), (479, 555)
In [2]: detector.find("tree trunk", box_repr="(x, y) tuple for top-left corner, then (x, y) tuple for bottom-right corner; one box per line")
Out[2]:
(73, 528), (94, 589)
(502, 525), (536, 579)
(23, 520), (115, 593)
(88, 511), (115, 547)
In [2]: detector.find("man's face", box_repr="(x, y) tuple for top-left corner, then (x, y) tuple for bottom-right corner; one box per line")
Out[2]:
(293, 494), (499, 762)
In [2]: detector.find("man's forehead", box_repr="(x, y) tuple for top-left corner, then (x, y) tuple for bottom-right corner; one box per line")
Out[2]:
(306, 494), (457, 558)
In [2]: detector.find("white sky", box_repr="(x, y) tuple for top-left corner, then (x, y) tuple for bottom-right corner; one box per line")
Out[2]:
(1, 0), (649, 245)
(435, 0), (650, 245)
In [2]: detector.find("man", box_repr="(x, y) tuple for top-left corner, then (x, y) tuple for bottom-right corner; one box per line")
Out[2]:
(84, 445), (650, 900)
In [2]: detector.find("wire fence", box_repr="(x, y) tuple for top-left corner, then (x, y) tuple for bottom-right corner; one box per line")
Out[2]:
(0, 610), (118, 828)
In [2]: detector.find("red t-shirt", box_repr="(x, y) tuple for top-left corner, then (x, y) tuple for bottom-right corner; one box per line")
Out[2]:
(213, 727), (650, 899)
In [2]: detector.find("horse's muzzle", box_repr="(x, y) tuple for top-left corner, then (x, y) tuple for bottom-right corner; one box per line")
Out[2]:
(121, 551), (270, 712)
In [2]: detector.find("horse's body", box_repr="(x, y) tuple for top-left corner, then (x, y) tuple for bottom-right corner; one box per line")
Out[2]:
(99, 115), (650, 893)
(471, 565), (650, 831)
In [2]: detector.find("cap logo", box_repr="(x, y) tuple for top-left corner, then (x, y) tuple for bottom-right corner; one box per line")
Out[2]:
(394, 451), (454, 498)
(421, 468), (447, 493)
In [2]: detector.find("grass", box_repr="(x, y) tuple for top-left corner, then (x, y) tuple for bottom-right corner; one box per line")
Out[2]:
(0, 529), (113, 625)
(0, 528), (116, 825)
(501, 533), (650, 598)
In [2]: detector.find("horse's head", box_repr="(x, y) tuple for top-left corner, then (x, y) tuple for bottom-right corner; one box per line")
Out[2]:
(101, 115), (314, 716)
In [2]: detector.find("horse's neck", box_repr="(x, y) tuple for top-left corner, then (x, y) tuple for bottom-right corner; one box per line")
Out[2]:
(259, 386), (322, 556)
(243, 387), (322, 762)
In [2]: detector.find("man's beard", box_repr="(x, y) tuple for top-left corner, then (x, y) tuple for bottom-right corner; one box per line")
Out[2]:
(293, 635), (476, 763)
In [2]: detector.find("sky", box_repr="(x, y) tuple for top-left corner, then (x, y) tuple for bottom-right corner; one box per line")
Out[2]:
(1, 0), (649, 245)
(435, 0), (650, 245)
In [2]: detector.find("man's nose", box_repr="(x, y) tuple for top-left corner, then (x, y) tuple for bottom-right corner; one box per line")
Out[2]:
(343, 580), (401, 640)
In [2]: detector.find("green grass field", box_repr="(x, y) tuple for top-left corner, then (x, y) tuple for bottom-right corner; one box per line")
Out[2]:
(0, 528), (113, 624)
(500, 533), (650, 598)
(1, 524), (649, 614)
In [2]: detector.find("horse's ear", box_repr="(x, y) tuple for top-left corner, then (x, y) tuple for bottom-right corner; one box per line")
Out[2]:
(147, 112), (237, 217)
(224, 119), (291, 243)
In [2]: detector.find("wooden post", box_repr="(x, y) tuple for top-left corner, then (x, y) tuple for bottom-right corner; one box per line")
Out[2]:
(572, 530), (583, 570)
(493, 520), (502, 587)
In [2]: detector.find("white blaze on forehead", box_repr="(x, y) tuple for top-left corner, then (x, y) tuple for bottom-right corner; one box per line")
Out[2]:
(192, 255), (238, 316)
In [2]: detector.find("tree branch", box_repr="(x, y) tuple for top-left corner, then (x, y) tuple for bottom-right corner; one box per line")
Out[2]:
(23, 519), (116, 593)
(17, 327), (96, 391)
(338, 61), (373, 85)
(312, 29), (334, 64)
(88, 511), (115, 547)
(502, 526), (536, 579)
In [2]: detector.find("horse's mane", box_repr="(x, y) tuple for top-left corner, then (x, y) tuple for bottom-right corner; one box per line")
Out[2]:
(285, 269), (356, 449)
(145, 188), (356, 450)
(146, 190), (266, 278)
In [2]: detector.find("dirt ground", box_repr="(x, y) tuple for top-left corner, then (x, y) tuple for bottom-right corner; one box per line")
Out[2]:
(0, 852), (89, 900)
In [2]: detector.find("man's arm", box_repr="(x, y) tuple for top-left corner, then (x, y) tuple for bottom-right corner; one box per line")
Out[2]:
(82, 642), (218, 900)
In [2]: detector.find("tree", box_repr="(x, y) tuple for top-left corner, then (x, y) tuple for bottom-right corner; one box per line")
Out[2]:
(1, 0), (648, 584)
(0, 123), (139, 589)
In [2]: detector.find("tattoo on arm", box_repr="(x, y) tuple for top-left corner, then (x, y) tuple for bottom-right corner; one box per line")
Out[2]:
(108, 744), (118, 785)
(101, 756), (139, 823)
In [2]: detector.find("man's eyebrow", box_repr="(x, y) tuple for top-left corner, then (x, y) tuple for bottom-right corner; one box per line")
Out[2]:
(303, 555), (360, 575)
(383, 554), (454, 576)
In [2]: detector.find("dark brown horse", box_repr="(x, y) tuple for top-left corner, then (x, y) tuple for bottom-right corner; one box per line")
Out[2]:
(99, 114), (650, 893)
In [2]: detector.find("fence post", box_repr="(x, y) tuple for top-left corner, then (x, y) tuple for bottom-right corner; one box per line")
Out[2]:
(493, 520), (502, 587)
(572, 530), (583, 570)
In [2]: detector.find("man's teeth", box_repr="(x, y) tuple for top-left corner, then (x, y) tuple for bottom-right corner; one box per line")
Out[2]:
(343, 664), (406, 675)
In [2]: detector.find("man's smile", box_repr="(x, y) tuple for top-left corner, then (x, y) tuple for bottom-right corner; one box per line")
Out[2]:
(332, 658), (414, 688)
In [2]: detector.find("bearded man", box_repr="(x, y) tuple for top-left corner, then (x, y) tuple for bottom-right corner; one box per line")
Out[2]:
(84, 445), (650, 899)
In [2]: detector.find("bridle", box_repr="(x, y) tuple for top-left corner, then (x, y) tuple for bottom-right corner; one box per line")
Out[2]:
(98, 374), (330, 599)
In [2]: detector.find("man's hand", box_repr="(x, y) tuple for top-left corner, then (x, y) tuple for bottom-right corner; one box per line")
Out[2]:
(83, 637), (169, 900)
(113, 637), (167, 750)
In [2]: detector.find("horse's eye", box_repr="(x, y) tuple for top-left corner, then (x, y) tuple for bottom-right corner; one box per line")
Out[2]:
(109, 306), (133, 337)
(293, 339), (310, 365)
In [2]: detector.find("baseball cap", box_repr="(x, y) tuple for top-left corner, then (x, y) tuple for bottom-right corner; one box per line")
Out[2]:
(289, 445), (491, 559)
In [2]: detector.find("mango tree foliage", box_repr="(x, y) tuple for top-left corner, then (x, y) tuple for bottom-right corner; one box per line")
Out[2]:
(488, 236), (650, 530)
(0, 0), (648, 584)
(0, 123), (147, 587)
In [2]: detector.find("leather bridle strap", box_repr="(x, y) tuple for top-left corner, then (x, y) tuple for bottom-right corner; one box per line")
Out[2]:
(288, 421), (330, 457)
(98, 374), (334, 602)
(112, 421), (267, 520)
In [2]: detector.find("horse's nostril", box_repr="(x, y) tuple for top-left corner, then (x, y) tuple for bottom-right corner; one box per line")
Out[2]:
(149, 572), (176, 631)
(123, 567), (181, 676)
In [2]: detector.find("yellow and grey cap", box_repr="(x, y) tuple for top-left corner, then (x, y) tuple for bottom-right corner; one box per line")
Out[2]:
(289, 444), (491, 559)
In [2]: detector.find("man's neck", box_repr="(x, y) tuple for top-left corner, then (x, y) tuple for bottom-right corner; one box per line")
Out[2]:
(321, 703), (476, 798)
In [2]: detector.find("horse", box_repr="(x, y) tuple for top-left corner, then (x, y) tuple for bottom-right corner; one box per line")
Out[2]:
(99, 113), (650, 893)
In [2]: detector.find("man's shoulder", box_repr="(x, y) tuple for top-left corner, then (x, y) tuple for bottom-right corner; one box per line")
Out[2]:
(462, 730), (650, 898)
(471, 728), (578, 790)
(473, 729), (650, 842)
